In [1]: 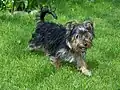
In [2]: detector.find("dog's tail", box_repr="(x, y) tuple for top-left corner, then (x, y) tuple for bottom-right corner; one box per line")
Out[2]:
(37, 6), (57, 22)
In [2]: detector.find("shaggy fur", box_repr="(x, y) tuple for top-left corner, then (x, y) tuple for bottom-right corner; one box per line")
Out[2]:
(64, 20), (95, 76)
(28, 6), (95, 76)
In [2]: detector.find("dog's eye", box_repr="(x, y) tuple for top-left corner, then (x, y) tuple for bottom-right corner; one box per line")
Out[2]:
(75, 35), (79, 39)
(84, 43), (88, 47)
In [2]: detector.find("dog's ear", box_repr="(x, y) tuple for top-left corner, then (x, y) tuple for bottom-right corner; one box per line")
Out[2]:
(65, 21), (77, 37)
(83, 20), (95, 37)
(83, 20), (93, 31)
(65, 21), (77, 30)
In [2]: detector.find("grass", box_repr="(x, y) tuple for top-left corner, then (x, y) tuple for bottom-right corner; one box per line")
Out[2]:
(0, 0), (120, 90)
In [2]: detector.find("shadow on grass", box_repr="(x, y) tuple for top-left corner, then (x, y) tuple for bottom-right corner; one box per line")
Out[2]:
(29, 50), (45, 56)
(29, 58), (99, 87)
(34, 65), (56, 83)
(33, 61), (76, 84)
(62, 61), (77, 71)
(87, 60), (99, 69)
(60, 59), (99, 71)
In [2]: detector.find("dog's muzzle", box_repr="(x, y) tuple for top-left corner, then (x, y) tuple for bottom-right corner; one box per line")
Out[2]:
(77, 44), (86, 52)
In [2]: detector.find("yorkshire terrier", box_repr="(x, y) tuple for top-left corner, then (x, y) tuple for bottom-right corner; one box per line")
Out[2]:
(28, 6), (95, 76)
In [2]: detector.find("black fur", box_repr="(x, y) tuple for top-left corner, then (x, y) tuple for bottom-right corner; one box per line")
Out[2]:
(28, 6), (68, 56)
(28, 6), (95, 76)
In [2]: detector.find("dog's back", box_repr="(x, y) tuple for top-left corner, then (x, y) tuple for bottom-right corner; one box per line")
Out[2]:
(37, 22), (66, 55)
(29, 6), (67, 56)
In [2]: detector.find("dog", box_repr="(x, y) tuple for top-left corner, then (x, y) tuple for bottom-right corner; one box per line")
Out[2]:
(64, 20), (95, 76)
(28, 6), (95, 76)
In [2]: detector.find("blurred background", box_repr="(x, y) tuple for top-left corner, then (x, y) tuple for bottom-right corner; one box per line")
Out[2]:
(1, 0), (118, 13)
(0, 0), (120, 90)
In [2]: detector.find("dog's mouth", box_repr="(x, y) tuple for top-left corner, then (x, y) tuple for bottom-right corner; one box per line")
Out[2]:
(74, 46), (86, 53)
(79, 47), (86, 52)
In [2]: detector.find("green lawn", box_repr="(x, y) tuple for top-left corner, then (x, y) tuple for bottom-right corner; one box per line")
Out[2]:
(0, 0), (120, 90)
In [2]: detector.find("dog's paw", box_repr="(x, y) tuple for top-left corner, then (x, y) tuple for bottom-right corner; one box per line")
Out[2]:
(82, 70), (92, 76)
(80, 67), (92, 76)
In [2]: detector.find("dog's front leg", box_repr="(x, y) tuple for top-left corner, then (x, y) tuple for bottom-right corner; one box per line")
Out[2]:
(76, 52), (91, 76)
(50, 57), (61, 69)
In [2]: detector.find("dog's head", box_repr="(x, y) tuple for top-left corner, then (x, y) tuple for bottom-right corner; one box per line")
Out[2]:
(66, 20), (94, 52)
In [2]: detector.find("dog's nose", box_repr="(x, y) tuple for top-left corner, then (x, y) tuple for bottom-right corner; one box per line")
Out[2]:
(84, 42), (92, 48)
